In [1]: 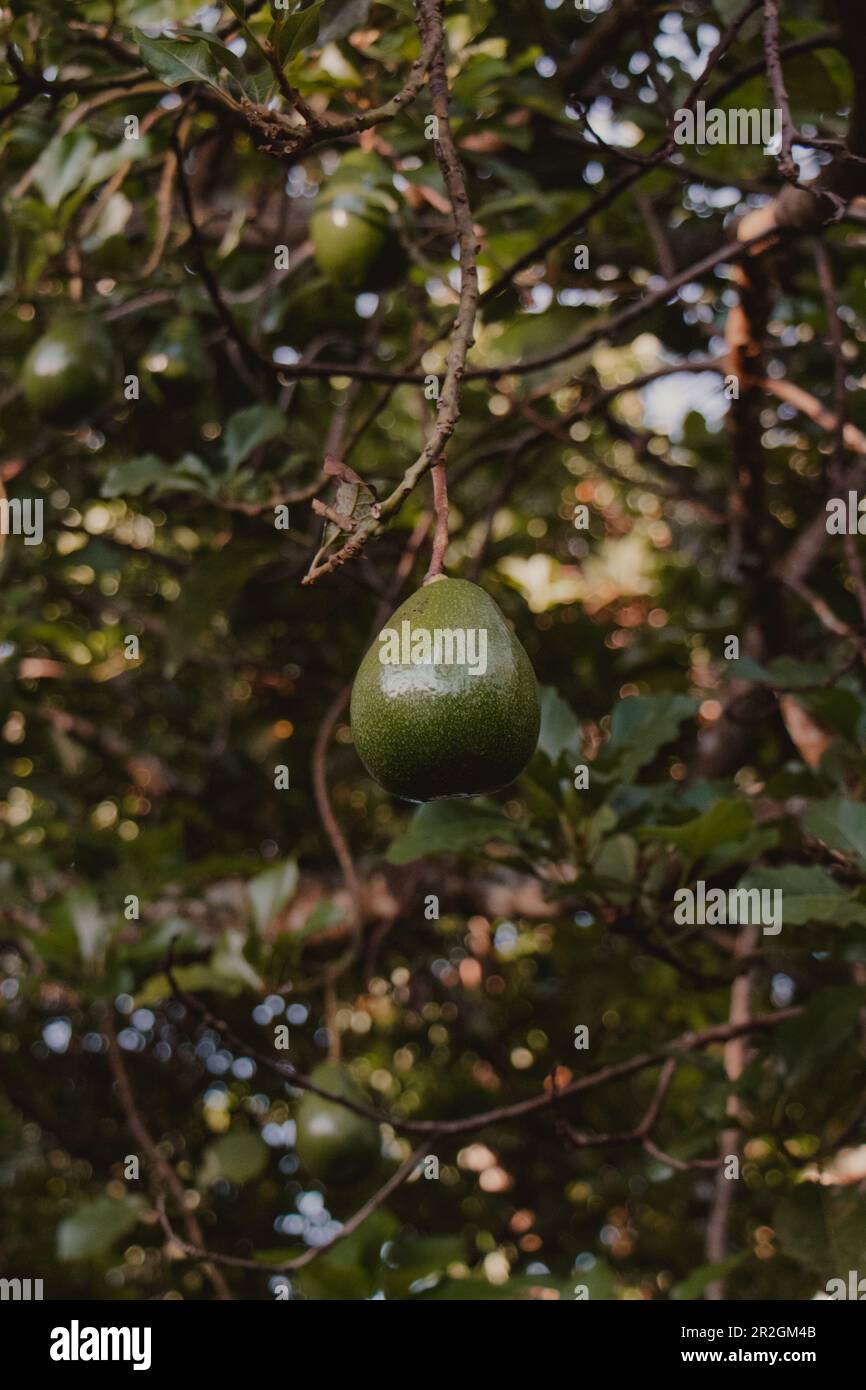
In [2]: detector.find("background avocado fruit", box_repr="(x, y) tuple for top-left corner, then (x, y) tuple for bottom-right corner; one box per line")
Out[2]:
(311, 153), (404, 291)
(295, 1062), (381, 1186)
(350, 576), (541, 802)
(22, 318), (115, 427)
(328, 149), (393, 188)
(140, 316), (212, 401)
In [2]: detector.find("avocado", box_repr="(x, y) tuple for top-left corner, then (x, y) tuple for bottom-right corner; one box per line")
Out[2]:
(21, 318), (115, 427)
(311, 154), (403, 291)
(350, 576), (541, 802)
(329, 149), (393, 188)
(295, 1062), (381, 1186)
(140, 315), (211, 401)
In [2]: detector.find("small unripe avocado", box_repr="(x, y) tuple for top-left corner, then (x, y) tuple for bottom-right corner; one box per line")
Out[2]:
(310, 153), (403, 291)
(350, 577), (541, 802)
(329, 150), (393, 187)
(295, 1062), (381, 1186)
(22, 319), (115, 427)
(140, 316), (211, 401)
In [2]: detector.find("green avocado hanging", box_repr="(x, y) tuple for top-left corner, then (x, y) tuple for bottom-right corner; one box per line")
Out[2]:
(350, 575), (541, 803)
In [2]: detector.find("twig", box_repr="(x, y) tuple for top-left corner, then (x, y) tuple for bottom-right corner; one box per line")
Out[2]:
(138, 145), (178, 280)
(106, 1020), (231, 1299)
(155, 1135), (436, 1274)
(814, 238), (866, 626)
(423, 463), (449, 583)
(310, 686), (358, 930)
(762, 0), (799, 185)
(171, 118), (272, 391)
(237, 12), (442, 159)
(167, 961), (802, 1138)
(302, 0), (479, 585)
(481, 0), (762, 307)
(705, 924), (759, 1300)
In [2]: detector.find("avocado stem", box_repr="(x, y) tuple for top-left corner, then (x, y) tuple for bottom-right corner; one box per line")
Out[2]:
(423, 461), (449, 584)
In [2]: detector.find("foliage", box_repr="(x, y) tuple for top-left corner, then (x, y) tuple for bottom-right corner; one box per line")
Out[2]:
(1, 0), (866, 1303)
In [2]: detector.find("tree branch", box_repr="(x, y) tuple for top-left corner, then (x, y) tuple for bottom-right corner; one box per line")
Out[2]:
(302, 0), (479, 585)
(106, 1020), (231, 1299)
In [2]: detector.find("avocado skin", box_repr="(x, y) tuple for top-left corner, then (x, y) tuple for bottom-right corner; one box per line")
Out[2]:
(311, 152), (403, 291)
(22, 319), (115, 426)
(350, 577), (541, 802)
(310, 192), (401, 292)
(295, 1062), (381, 1186)
(329, 150), (392, 187)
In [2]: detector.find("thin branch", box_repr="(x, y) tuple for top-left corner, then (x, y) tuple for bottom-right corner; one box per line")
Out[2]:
(106, 1020), (231, 1300)
(481, 0), (762, 307)
(705, 924), (759, 1300)
(310, 687), (357, 919)
(707, 28), (839, 109)
(167, 961), (802, 1138)
(558, 1058), (680, 1151)
(814, 238), (866, 626)
(239, 14), (441, 159)
(302, 0), (479, 584)
(137, 145), (178, 281)
(171, 119), (272, 391)
(423, 463), (449, 583)
(155, 1136), (436, 1274)
(762, 0), (798, 184)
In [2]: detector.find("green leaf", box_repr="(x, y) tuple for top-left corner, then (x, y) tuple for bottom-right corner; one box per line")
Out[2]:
(274, 0), (325, 64)
(153, 454), (217, 498)
(248, 858), (299, 935)
(737, 865), (866, 927)
(606, 694), (697, 781)
(199, 1131), (268, 1187)
(211, 928), (265, 992)
(774, 986), (866, 1078)
(804, 797), (866, 868)
(101, 454), (169, 498)
(386, 799), (521, 865)
(57, 1195), (145, 1261)
(641, 799), (752, 868)
(729, 656), (833, 690)
(82, 138), (153, 197)
(134, 962), (240, 1007)
(163, 542), (267, 676)
(173, 28), (249, 85)
(536, 685), (582, 764)
(774, 1186), (866, 1278)
(381, 1233), (467, 1297)
(592, 833), (638, 885)
(315, 0), (360, 46)
(296, 1207), (399, 1299)
(43, 889), (109, 974)
(670, 1252), (747, 1300)
(134, 31), (225, 88)
(298, 899), (343, 937)
(135, 932), (263, 1007)
(67, 888), (109, 968)
(31, 130), (97, 209)
(222, 404), (286, 473)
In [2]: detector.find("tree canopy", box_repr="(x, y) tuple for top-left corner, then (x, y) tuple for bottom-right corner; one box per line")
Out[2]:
(2, 0), (866, 1302)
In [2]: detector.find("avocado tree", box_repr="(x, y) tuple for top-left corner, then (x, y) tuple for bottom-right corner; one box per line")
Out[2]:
(2, 0), (866, 1303)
